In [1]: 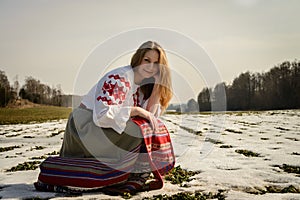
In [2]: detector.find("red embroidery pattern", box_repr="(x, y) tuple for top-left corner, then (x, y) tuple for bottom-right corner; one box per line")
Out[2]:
(133, 88), (140, 107)
(97, 74), (131, 105)
(108, 75), (130, 88)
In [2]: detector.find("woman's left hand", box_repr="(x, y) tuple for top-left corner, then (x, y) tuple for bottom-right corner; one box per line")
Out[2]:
(130, 106), (159, 131)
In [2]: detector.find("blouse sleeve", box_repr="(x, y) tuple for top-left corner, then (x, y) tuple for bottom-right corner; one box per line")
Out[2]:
(92, 74), (132, 134)
(138, 89), (162, 117)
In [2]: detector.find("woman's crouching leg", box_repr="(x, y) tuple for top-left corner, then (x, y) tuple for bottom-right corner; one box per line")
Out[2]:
(59, 112), (93, 158)
(103, 119), (143, 152)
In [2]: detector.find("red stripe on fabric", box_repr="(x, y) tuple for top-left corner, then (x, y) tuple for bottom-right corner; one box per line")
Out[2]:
(44, 159), (135, 172)
(41, 164), (134, 178)
(38, 173), (129, 188)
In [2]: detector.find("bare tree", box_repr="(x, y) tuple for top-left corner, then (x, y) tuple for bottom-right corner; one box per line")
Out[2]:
(0, 70), (13, 106)
(187, 98), (199, 112)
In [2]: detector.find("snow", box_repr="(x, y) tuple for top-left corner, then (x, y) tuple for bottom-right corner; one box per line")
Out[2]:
(0, 110), (299, 199)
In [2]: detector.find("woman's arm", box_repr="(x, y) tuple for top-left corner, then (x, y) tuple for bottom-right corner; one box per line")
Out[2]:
(92, 72), (133, 134)
(130, 106), (159, 131)
(131, 74), (161, 131)
(146, 84), (160, 114)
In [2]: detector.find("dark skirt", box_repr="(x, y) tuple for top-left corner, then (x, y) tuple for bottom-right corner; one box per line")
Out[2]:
(60, 107), (143, 162)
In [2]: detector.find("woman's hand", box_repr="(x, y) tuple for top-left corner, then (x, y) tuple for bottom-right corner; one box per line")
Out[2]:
(131, 106), (159, 131)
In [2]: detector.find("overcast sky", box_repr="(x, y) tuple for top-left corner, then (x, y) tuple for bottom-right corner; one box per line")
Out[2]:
(0, 0), (299, 103)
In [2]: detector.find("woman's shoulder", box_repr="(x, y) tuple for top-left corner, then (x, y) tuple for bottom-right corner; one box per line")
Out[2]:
(98, 65), (136, 88)
(93, 65), (137, 97)
(102, 65), (132, 79)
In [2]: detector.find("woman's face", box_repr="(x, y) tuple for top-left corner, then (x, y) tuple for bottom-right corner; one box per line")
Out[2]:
(136, 50), (160, 79)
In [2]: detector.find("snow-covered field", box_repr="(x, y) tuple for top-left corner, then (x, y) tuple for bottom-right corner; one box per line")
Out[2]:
(0, 110), (299, 199)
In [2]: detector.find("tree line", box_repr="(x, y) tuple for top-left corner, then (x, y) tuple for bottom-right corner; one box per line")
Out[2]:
(197, 60), (300, 111)
(1, 60), (299, 110)
(0, 71), (65, 107)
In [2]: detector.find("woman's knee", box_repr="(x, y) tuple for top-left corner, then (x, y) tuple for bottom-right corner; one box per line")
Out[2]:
(123, 120), (143, 138)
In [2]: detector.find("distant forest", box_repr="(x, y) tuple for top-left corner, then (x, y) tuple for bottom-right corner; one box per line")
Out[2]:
(0, 73), (74, 107)
(1, 60), (299, 111)
(197, 60), (300, 111)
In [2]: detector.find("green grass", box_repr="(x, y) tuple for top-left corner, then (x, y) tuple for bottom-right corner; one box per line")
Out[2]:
(0, 145), (21, 152)
(5, 161), (41, 172)
(165, 165), (201, 185)
(0, 106), (72, 125)
(235, 149), (262, 157)
(142, 190), (226, 200)
(273, 164), (300, 174)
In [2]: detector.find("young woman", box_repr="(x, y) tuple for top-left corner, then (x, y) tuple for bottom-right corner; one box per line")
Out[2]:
(35, 41), (175, 195)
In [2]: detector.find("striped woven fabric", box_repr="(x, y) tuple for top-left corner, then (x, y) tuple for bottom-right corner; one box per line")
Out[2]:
(131, 117), (175, 177)
(36, 117), (175, 191)
(37, 145), (140, 188)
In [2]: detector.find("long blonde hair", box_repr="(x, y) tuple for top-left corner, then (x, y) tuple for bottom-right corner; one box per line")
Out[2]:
(131, 41), (172, 112)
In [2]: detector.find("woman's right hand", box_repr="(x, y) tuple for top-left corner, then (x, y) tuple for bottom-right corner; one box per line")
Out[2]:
(130, 106), (159, 131)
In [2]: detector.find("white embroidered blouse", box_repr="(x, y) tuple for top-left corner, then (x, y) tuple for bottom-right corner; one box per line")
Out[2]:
(81, 65), (161, 134)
